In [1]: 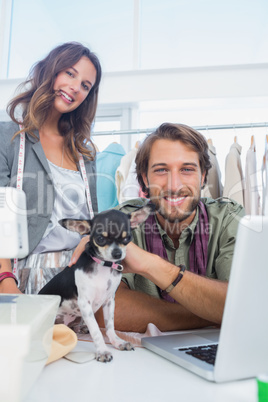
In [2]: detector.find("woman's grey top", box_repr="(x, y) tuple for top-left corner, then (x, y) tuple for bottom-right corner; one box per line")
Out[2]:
(0, 120), (98, 255)
(33, 160), (90, 253)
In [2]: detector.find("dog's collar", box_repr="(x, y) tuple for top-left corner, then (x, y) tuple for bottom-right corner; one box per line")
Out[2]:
(90, 255), (124, 272)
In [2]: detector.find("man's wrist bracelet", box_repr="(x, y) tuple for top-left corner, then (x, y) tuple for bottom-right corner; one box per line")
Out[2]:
(162, 264), (186, 296)
(0, 272), (18, 285)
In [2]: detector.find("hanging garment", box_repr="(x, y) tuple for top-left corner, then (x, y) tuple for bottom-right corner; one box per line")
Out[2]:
(262, 136), (268, 216)
(115, 148), (140, 204)
(201, 143), (223, 199)
(120, 157), (141, 202)
(223, 142), (245, 207)
(96, 143), (125, 212)
(244, 137), (260, 215)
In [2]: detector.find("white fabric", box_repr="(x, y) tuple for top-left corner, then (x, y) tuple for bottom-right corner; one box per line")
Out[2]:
(244, 140), (260, 215)
(262, 145), (268, 216)
(223, 142), (245, 206)
(33, 161), (89, 253)
(120, 157), (140, 202)
(115, 148), (138, 204)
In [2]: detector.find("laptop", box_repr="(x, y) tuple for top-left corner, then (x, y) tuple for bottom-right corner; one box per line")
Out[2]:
(141, 215), (268, 382)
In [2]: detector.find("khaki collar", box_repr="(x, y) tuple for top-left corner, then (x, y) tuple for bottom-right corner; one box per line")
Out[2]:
(155, 208), (200, 247)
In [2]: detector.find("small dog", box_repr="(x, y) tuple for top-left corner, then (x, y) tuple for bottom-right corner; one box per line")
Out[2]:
(39, 205), (152, 362)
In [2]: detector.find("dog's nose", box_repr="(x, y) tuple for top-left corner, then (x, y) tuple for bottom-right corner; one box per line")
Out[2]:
(112, 248), (122, 260)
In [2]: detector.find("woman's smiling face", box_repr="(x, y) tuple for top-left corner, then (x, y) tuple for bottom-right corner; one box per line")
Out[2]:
(53, 56), (96, 115)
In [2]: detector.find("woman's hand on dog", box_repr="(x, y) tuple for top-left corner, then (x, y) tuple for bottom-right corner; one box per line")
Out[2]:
(68, 236), (90, 267)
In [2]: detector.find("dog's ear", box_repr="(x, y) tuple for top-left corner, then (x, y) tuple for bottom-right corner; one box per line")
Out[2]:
(59, 219), (92, 235)
(129, 204), (154, 228)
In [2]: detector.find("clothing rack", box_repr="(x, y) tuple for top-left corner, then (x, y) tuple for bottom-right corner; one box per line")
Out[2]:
(92, 122), (268, 136)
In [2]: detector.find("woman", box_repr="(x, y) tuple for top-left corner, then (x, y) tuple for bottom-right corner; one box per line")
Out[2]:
(0, 41), (102, 295)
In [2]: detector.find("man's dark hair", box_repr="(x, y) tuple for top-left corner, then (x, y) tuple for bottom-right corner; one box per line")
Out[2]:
(135, 122), (212, 197)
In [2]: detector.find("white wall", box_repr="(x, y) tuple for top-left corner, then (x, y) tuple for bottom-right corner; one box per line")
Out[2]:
(99, 63), (268, 104)
(1, 62), (268, 115)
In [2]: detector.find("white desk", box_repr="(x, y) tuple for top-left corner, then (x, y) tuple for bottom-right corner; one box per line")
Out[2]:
(25, 341), (257, 402)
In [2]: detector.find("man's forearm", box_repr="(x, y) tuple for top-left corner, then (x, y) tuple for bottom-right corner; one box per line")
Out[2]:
(168, 269), (228, 325)
(112, 283), (213, 333)
(143, 256), (228, 325)
(123, 245), (228, 325)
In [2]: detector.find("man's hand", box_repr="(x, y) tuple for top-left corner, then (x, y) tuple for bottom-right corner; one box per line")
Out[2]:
(122, 242), (152, 274)
(122, 242), (179, 292)
(68, 236), (90, 267)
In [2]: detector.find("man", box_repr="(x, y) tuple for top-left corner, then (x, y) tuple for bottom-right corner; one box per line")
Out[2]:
(108, 123), (244, 333)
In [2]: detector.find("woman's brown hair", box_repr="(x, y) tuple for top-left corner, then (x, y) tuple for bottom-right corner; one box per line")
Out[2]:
(7, 41), (102, 161)
(136, 122), (212, 197)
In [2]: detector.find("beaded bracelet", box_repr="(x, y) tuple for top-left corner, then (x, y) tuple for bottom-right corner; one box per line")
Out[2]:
(0, 272), (18, 285)
(161, 264), (186, 297)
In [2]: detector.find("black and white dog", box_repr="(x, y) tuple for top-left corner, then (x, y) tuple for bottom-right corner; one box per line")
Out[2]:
(39, 205), (151, 362)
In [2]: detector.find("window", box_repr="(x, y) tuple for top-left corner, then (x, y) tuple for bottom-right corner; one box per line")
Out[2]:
(140, 0), (268, 69)
(6, 0), (268, 78)
(8, 0), (134, 78)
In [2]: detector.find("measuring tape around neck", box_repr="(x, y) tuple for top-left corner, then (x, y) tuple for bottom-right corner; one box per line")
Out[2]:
(78, 153), (94, 220)
(13, 126), (26, 277)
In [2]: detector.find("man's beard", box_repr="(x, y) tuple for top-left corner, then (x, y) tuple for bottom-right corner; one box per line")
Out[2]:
(149, 190), (200, 224)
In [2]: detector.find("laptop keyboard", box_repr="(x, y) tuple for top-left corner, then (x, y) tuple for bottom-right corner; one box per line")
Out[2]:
(178, 344), (218, 365)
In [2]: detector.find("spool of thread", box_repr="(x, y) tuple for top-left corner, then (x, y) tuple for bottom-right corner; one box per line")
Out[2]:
(257, 375), (268, 402)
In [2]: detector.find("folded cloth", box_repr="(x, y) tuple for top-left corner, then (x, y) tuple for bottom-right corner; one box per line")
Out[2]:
(77, 323), (213, 348)
(78, 323), (166, 347)
(46, 324), (78, 365)
(64, 351), (95, 363)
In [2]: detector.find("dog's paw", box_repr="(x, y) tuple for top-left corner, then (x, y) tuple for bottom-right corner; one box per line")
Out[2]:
(95, 351), (113, 363)
(118, 342), (135, 351)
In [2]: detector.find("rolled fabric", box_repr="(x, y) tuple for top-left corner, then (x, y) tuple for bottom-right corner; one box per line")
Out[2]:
(46, 324), (78, 365)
